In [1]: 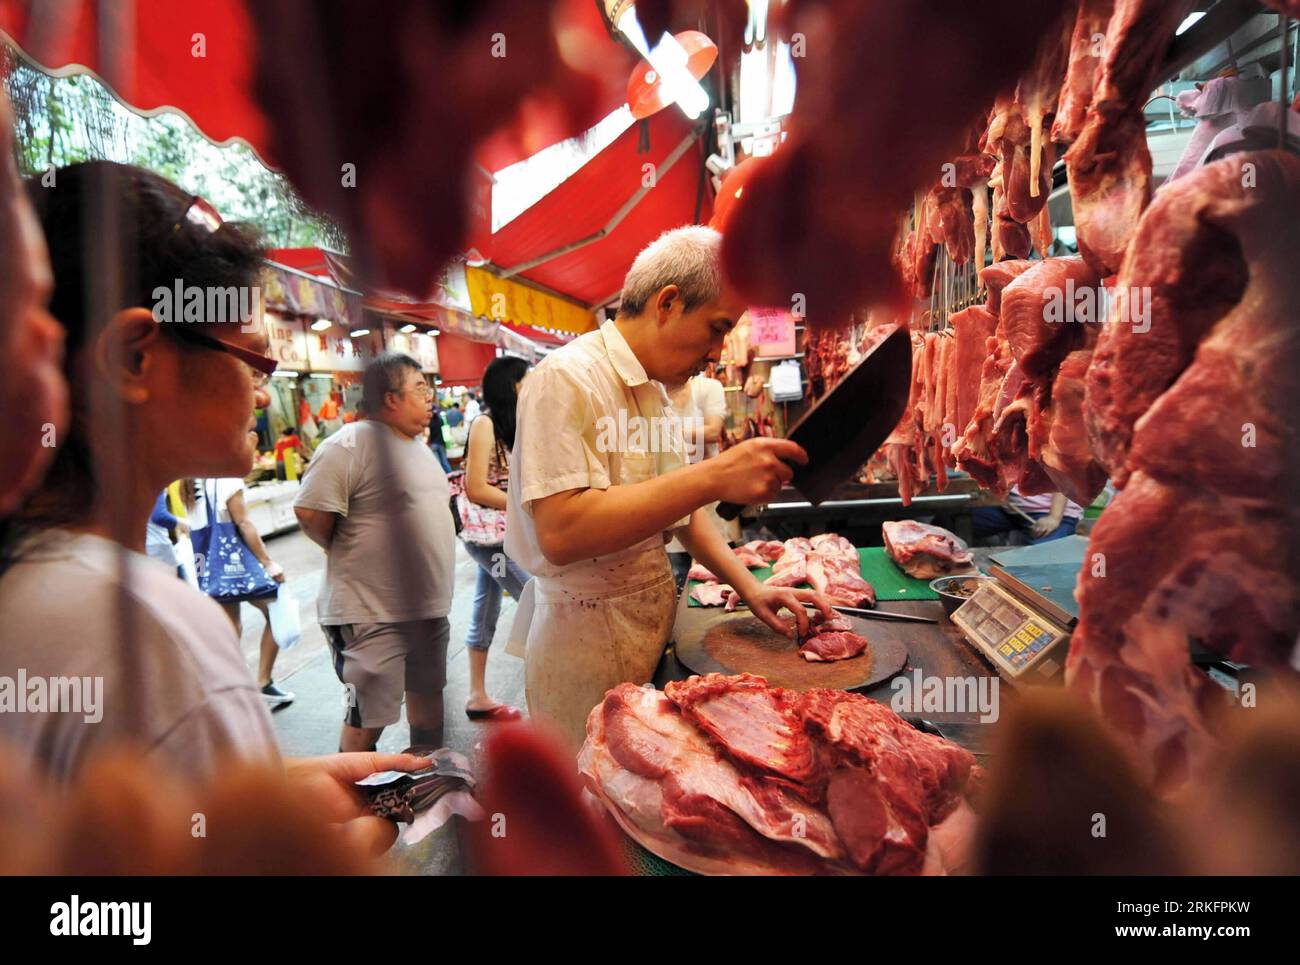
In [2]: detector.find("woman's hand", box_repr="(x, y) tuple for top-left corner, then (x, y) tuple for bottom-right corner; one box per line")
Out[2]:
(264, 560), (285, 582)
(739, 583), (834, 638)
(1030, 514), (1062, 539)
(284, 752), (433, 856)
(175, 520), (190, 538)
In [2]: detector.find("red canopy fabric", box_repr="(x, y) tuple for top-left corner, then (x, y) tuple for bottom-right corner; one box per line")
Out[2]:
(0, 0), (627, 175)
(436, 332), (497, 387)
(489, 110), (713, 308)
(499, 320), (573, 348)
(1, 0), (271, 159)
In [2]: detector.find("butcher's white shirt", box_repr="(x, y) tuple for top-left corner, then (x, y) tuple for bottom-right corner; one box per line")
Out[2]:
(506, 320), (689, 582)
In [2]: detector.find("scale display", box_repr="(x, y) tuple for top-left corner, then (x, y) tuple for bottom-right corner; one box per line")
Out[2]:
(951, 582), (1069, 680)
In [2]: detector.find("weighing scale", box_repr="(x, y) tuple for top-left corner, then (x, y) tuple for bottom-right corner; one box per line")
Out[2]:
(950, 536), (1088, 683)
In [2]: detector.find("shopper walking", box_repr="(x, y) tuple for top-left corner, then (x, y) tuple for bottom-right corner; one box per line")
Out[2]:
(144, 487), (189, 576)
(456, 355), (530, 722)
(186, 476), (294, 708)
(294, 353), (457, 752)
(428, 403), (452, 473)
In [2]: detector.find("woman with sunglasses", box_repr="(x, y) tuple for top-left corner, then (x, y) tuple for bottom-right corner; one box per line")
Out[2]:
(0, 162), (280, 782)
(0, 164), (430, 828)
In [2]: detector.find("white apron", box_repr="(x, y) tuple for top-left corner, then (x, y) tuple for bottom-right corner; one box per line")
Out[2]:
(510, 545), (675, 753)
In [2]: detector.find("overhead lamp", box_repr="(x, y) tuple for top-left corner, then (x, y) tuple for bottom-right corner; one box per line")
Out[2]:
(311, 319), (332, 331)
(399, 323), (417, 334)
(272, 370), (299, 378)
(610, 5), (711, 119)
(429, 329), (441, 336)
(350, 328), (370, 337)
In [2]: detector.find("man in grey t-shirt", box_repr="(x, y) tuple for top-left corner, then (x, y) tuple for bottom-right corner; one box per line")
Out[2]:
(294, 353), (456, 752)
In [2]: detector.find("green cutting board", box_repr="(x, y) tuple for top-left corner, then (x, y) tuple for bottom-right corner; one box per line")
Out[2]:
(687, 546), (938, 606)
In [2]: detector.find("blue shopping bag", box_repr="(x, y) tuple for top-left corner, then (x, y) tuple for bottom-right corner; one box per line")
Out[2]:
(190, 481), (279, 603)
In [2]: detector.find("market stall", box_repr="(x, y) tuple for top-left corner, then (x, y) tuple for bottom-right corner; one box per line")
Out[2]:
(2, 0), (1298, 892)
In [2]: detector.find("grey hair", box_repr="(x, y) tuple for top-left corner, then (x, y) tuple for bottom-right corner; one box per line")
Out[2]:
(617, 225), (722, 318)
(361, 351), (423, 415)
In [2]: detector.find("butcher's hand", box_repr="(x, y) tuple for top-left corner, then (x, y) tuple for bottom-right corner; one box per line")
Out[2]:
(741, 583), (835, 639)
(708, 438), (806, 505)
(284, 752), (432, 856)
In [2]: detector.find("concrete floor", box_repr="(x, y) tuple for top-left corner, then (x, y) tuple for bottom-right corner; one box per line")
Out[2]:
(234, 527), (525, 875)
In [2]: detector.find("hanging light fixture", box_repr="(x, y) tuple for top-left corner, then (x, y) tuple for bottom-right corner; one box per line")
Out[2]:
(604, 0), (713, 119)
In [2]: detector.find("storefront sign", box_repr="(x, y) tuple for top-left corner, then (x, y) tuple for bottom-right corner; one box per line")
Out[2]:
(307, 327), (384, 372)
(261, 264), (361, 329)
(387, 329), (441, 373)
(750, 307), (797, 357)
(466, 266), (595, 335)
(265, 313), (309, 369)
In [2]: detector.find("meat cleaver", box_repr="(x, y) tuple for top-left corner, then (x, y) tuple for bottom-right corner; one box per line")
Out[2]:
(718, 325), (911, 519)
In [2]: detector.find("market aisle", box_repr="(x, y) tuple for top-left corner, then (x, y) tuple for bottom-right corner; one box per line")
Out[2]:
(231, 527), (526, 875)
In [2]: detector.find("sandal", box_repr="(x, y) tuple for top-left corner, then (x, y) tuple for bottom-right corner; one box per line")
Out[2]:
(465, 704), (523, 723)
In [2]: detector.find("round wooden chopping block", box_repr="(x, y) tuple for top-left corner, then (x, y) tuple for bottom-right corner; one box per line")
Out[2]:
(674, 613), (909, 691)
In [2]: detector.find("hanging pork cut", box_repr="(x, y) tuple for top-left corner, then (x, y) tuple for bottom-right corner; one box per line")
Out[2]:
(999, 256), (1104, 378)
(1084, 159), (1251, 485)
(1053, 0), (1117, 145)
(948, 306), (999, 437)
(1063, 0), (1197, 274)
(579, 674), (979, 874)
(720, 0), (1074, 325)
(1069, 151), (1300, 797)
(1039, 349), (1108, 506)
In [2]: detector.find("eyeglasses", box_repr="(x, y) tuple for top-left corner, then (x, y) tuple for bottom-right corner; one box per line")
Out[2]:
(404, 382), (434, 398)
(169, 326), (278, 387)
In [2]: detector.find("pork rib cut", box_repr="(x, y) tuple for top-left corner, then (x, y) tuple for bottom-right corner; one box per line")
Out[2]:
(882, 521), (974, 580)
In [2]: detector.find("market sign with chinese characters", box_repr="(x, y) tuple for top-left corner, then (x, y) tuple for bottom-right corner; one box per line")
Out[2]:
(307, 327), (384, 372)
(386, 328), (441, 373)
(749, 307), (797, 358)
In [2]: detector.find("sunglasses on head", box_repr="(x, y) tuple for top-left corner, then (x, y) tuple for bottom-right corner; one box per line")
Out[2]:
(163, 196), (277, 384)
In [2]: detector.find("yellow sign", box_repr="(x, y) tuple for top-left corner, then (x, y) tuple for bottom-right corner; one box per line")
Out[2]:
(466, 267), (596, 335)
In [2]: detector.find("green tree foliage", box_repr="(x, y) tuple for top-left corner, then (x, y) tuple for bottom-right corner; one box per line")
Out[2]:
(3, 46), (345, 251)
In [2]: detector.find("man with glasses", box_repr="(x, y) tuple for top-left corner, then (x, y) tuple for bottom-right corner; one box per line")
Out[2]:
(294, 353), (457, 751)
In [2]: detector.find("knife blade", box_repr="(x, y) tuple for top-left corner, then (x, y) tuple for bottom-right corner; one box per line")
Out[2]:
(717, 325), (912, 519)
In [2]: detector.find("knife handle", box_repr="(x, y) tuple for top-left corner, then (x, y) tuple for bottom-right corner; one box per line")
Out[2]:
(716, 502), (744, 521)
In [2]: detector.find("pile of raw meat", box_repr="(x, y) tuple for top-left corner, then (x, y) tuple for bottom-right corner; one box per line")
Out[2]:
(688, 534), (876, 609)
(882, 521), (974, 580)
(881, 253), (1109, 508)
(579, 674), (979, 875)
(1066, 151), (1300, 797)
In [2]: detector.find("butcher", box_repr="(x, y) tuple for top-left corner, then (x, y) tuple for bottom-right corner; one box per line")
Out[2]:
(506, 226), (832, 749)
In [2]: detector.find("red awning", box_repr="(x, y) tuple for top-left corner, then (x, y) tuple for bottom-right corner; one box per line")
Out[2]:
(488, 110), (713, 308)
(1, 0), (271, 159)
(499, 321), (573, 349)
(436, 332), (497, 387)
(0, 0), (627, 175)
